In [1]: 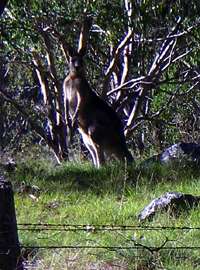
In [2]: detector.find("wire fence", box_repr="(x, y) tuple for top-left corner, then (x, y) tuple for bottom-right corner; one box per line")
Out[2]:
(16, 223), (200, 251)
(19, 223), (200, 269)
(17, 223), (200, 231)
(1, 223), (200, 269)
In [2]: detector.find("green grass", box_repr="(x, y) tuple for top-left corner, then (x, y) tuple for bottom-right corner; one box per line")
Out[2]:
(9, 158), (200, 269)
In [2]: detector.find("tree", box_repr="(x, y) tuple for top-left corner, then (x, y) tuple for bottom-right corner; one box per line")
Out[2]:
(0, 0), (200, 161)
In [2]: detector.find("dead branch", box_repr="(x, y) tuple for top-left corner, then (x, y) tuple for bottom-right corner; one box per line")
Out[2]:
(132, 237), (173, 254)
(124, 18), (194, 134)
(102, 30), (133, 97)
(31, 50), (50, 105)
(39, 28), (66, 127)
(119, 0), (133, 86)
(40, 29), (60, 84)
(107, 76), (145, 96)
(31, 49), (58, 141)
(105, 31), (133, 78)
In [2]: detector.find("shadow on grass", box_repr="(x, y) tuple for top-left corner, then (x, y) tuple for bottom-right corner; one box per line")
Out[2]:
(7, 157), (200, 196)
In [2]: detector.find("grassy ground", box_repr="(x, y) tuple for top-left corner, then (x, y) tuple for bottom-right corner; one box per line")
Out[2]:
(8, 157), (200, 270)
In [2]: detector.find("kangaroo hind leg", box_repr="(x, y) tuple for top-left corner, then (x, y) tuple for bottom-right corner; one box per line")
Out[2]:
(79, 129), (103, 168)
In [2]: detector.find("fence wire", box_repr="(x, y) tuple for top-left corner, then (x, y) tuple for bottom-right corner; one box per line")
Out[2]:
(1, 224), (199, 259)
(15, 223), (200, 252)
(17, 223), (200, 231)
(19, 245), (200, 250)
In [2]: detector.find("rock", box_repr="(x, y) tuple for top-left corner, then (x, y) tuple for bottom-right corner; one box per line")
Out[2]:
(160, 142), (200, 164)
(140, 142), (200, 167)
(138, 192), (200, 221)
(159, 143), (184, 163)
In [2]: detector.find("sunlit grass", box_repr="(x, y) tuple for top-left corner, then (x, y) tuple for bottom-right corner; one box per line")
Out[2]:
(10, 158), (200, 269)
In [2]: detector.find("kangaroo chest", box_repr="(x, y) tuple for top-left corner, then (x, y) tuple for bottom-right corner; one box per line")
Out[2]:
(64, 77), (81, 120)
(65, 76), (94, 132)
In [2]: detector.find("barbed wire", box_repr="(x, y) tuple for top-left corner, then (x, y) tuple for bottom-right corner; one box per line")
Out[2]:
(17, 223), (200, 232)
(16, 224), (200, 252)
(1, 223), (199, 260)
(19, 245), (200, 250)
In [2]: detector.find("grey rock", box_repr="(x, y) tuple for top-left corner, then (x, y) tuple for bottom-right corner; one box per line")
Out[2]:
(140, 142), (200, 167)
(160, 142), (200, 164)
(138, 192), (200, 221)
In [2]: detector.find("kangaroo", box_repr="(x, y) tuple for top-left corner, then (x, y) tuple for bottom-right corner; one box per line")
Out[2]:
(63, 49), (133, 167)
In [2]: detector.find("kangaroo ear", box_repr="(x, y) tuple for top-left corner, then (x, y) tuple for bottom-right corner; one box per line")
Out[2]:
(78, 47), (86, 57)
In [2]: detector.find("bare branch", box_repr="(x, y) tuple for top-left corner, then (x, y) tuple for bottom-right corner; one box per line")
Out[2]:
(125, 87), (144, 135)
(39, 28), (65, 127)
(31, 49), (58, 143)
(107, 76), (146, 96)
(119, 0), (133, 86)
(105, 31), (133, 78)
(132, 237), (172, 254)
(122, 19), (188, 134)
(172, 47), (195, 64)
(102, 30), (133, 97)
(134, 21), (200, 43)
(31, 49), (49, 105)
(41, 29), (60, 83)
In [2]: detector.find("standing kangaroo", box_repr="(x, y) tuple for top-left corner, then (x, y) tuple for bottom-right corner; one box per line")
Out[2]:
(63, 49), (133, 168)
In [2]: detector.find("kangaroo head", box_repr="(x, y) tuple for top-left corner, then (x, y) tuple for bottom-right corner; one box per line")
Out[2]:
(68, 47), (86, 77)
(69, 55), (84, 75)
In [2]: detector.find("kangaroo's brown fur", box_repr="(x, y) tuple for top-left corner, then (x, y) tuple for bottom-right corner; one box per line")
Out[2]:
(63, 52), (133, 167)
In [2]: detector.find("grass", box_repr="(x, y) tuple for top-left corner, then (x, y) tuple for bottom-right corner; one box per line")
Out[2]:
(8, 157), (200, 269)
